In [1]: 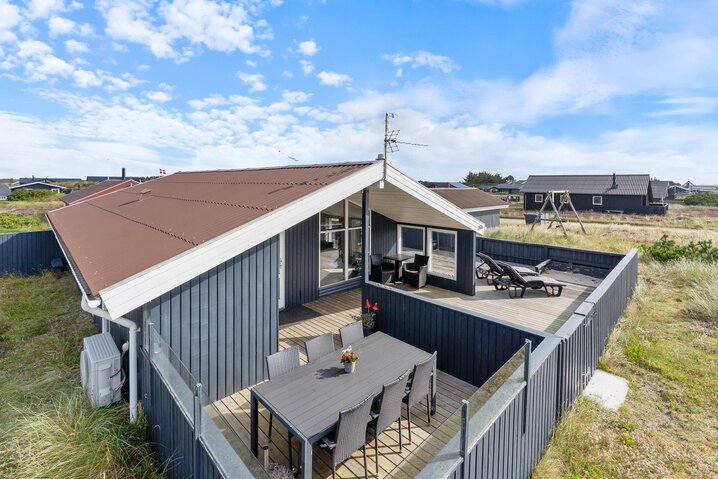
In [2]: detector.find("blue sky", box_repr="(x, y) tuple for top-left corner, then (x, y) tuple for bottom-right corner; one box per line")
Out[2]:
(1, 0), (717, 182)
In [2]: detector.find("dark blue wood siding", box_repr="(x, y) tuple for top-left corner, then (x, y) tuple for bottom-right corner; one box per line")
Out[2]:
(0, 230), (63, 275)
(285, 215), (319, 309)
(150, 236), (279, 401)
(523, 192), (663, 214)
(370, 211), (397, 256)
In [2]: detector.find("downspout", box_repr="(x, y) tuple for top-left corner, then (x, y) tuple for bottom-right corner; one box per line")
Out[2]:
(81, 294), (139, 423)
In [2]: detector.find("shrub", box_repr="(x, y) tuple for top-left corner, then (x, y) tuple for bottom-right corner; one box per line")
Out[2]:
(0, 212), (42, 230)
(683, 192), (718, 207)
(0, 391), (162, 479)
(642, 235), (718, 262)
(7, 189), (60, 202)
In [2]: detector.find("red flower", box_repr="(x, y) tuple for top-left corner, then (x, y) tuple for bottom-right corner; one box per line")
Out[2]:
(372, 302), (379, 311)
(364, 298), (372, 309)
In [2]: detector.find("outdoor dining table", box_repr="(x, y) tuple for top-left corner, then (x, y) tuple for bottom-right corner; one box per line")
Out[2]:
(250, 332), (437, 479)
(383, 253), (414, 283)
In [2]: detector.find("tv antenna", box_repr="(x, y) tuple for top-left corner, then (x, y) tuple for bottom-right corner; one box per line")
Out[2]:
(277, 150), (298, 163)
(383, 112), (428, 159)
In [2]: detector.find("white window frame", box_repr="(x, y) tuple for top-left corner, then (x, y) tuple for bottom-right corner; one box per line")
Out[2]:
(592, 195), (603, 206)
(51, 188), (60, 193)
(534, 194), (543, 203)
(427, 227), (458, 279)
(397, 224), (426, 256)
(318, 199), (363, 288)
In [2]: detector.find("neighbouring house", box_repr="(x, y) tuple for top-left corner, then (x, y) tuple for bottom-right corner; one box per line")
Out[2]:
(522, 173), (667, 215)
(61, 179), (140, 205)
(47, 157), (638, 479)
(19, 176), (81, 184)
(432, 187), (509, 228)
(9, 181), (69, 194)
(650, 180), (669, 203)
(0, 184), (10, 201)
(668, 184), (691, 199)
(478, 180), (525, 194)
(684, 182), (717, 194)
(423, 181), (467, 188)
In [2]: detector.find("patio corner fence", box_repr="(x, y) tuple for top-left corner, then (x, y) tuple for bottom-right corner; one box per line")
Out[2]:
(364, 242), (639, 479)
(0, 230), (62, 275)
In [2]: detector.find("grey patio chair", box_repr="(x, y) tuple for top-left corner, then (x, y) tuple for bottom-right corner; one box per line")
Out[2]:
(495, 261), (565, 298)
(403, 254), (429, 288)
(368, 369), (411, 475)
(403, 351), (436, 444)
(319, 393), (374, 479)
(475, 252), (542, 285)
(304, 332), (335, 363)
(339, 321), (364, 348)
(265, 346), (300, 467)
(370, 254), (394, 284)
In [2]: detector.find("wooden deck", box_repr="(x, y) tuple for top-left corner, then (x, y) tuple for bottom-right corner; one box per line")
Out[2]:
(213, 289), (478, 478)
(392, 273), (594, 334)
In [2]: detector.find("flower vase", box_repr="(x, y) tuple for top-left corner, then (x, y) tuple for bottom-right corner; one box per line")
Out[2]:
(344, 361), (356, 374)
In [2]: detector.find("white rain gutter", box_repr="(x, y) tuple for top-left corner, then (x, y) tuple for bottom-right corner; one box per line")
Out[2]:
(80, 294), (138, 423)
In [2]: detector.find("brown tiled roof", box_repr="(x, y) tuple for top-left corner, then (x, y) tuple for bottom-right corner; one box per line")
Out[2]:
(48, 162), (373, 296)
(431, 188), (506, 210)
(61, 179), (138, 205)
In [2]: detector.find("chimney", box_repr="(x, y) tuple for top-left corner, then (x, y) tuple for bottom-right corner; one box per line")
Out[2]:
(121, 167), (126, 180)
(611, 173), (617, 189)
(139, 188), (152, 201)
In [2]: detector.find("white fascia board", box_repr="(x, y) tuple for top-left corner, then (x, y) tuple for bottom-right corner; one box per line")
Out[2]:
(99, 162), (384, 319)
(464, 204), (509, 213)
(385, 164), (486, 235)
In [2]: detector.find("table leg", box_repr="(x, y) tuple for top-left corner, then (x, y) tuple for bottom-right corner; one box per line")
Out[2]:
(393, 260), (401, 283)
(431, 362), (437, 415)
(250, 393), (259, 456)
(301, 437), (312, 479)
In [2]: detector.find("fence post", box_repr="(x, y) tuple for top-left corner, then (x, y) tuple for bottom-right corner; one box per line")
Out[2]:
(522, 339), (531, 434)
(460, 399), (469, 479)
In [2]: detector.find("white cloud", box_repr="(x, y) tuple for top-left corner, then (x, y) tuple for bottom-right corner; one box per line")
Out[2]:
(246, 59), (257, 67)
(0, 0), (21, 42)
(18, 40), (53, 58)
(281, 90), (311, 104)
(236, 70), (266, 92)
(316, 70), (351, 87)
(297, 39), (318, 56)
(383, 50), (459, 73)
(282, 70), (293, 78)
(648, 96), (718, 117)
(146, 90), (172, 102)
(64, 39), (88, 54)
(48, 16), (75, 36)
(299, 59), (313, 75)
(26, 0), (66, 20)
(73, 69), (102, 87)
(99, 0), (273, 61)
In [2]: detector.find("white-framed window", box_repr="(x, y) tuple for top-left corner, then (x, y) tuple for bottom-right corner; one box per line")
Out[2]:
(592, 196), (603, 206)
(427, 228), (457, 279)
(319, 200), (362, 287)
(535, 194), (543, 203)
(397, 225), (425, 256)
(51, 188), (60, 193)
(0, 196), (6, 201)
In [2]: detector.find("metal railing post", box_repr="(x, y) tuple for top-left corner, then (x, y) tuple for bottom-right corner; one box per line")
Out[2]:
(460, 399), (469, 479)
(193, 383), (203, 477)
(522, 340), (531, 434)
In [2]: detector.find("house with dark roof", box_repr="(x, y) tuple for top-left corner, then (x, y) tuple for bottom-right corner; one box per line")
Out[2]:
(61, 179), (139, 205)
(423, 181), (467, 189)
(478, 180), (525, 194)
(0, 184), (10, 201)
(522, 174), (667, 215)
(650, 180), (669, 202)
(10, 181), (69, 194)
(432, 187), (508, 228)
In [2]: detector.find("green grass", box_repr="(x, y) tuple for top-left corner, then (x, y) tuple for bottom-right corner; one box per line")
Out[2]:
(0, 273), (163, 478)
(0, 199), (63, 232)
(532, 259), (718, 478)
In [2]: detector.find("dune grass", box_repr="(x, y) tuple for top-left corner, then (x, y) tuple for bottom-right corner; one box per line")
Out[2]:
(0, 273), (163, 479)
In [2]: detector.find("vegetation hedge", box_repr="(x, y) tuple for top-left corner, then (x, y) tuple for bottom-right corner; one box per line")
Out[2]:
(683, 192), (718, 206)
(0, 212), (42, 230)
(7, 189), (60, 201)
(642, 235), (718, 262)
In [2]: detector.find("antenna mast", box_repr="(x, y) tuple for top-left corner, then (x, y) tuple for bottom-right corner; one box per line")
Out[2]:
(383, 112), (428, 159)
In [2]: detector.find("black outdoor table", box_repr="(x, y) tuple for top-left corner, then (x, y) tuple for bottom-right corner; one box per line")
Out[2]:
(383, 253), (414, 283)
(250, 332), (437, 479)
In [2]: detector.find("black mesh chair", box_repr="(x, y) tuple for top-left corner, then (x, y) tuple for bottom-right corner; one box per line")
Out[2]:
(370, 254), (394, 284)
(265, 347), (300, 467)
(339, 321), (364, 348)
(403, 254), (429, 288)
(368, 369), (411, 475)
(305, 332), (335, 363)
(403, 351), (436, 443)
(320, 394), (375, 479)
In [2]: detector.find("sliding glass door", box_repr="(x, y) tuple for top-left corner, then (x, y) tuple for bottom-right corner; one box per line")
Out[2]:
(319, 200), (363, 287)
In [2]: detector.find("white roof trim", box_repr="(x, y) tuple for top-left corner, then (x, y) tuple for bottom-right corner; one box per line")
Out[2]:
(463, 204), (509, 213)
(10, 181), (64, 189)
(98, 160), (484, 319)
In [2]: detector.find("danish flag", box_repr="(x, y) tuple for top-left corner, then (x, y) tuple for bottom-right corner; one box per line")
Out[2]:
(159, 168), (166, 175)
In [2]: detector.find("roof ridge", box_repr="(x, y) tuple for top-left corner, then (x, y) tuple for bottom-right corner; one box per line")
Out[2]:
(172, 160), (375, 175)
(133, 192), (275, 212)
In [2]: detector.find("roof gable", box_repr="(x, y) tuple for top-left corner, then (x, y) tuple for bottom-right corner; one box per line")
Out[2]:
(61, 179), (139, 205)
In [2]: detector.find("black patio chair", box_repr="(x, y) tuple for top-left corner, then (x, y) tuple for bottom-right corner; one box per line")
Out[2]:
(403, 351), (436, 443)
(305, 332), (335, 363)
(368, 369), (411, 475)
(265, 346), (300, 468)
(370, 254), (394, 284)
(475, 252), (544, 285)
(403, 254), (429, 288)
(339, 321), (364, 348)
(319, 393), (375, 479)
(494, 261), (565, 298)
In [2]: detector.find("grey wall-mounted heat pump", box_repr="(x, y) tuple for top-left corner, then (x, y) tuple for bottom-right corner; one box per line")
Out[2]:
(80, 333), (122, 407)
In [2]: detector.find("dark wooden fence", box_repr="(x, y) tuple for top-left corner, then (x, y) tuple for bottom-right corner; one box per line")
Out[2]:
(0, 230), (62, 275)
(363, 281), (547, 388)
